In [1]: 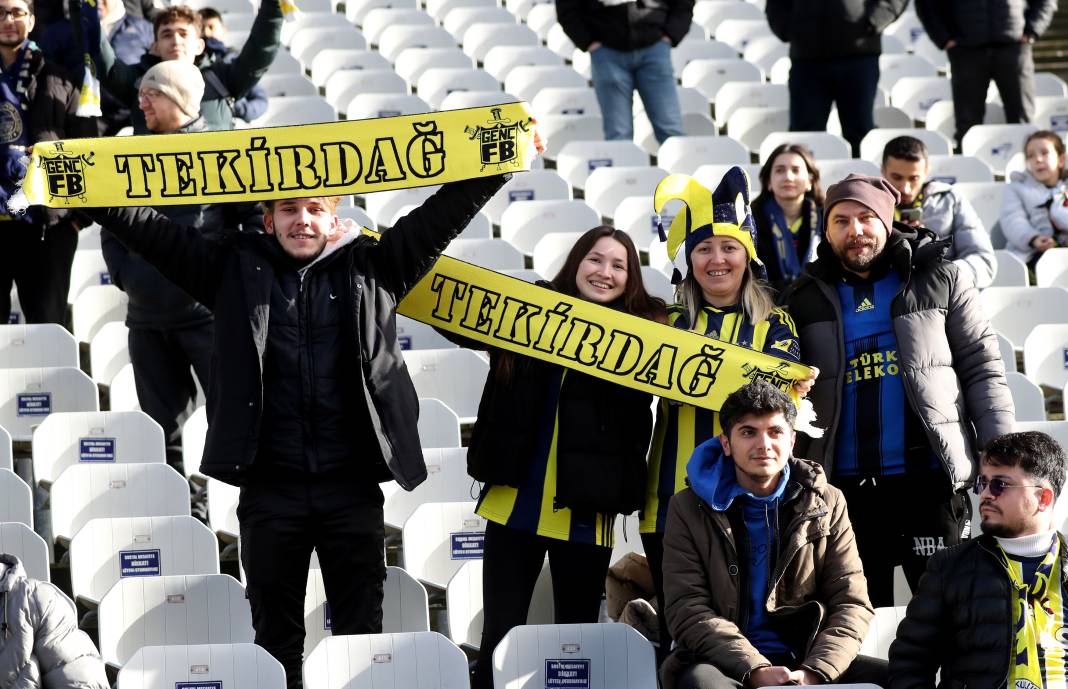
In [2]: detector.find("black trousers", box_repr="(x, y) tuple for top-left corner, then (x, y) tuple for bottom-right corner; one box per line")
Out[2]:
(472, 521), (613, 689)
(674, 654), (888, 689)
(128, 324), (213, 451)
(835, 472), (971, 608)
(949, 42), (1034, 146)
(0, 221), (78, 325)
(640, 531), (672, 665)
(788, 55), (879, 157)
(238, 478), (386, 689)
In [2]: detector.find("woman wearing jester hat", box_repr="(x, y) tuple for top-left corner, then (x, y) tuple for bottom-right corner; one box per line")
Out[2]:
(641, 166), (816, 662)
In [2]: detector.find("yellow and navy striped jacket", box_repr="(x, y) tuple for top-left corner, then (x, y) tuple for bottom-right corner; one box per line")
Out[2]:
(640, 302), (801, 534)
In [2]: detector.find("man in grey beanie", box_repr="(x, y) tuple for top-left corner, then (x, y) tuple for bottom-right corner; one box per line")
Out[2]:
(785, 173), (1014, 607)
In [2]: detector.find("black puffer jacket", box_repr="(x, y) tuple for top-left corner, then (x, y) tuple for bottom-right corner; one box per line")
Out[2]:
(101, 118), (264, 329)
(887, 534), (1065, 688)
(915, 0), (1058, 49)
(555, 0), (695, 51)
(765, 0), (908, 60)
(85, 175), (506, 489)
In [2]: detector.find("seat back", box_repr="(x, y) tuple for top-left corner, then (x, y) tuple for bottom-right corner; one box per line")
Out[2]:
(401, 500), (484, 589)
(118, 643), (285, 689)
(32, 410), (165, 486)
(0, 366), (99, 441)
(0, 521), (48, 580)
(0, 324), (78, 369)
(304, 632), (470, 689)
(403, 349), (489, 422)
(0, 467), (31, 526)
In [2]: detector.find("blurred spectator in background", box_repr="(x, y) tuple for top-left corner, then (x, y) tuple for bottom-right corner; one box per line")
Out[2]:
(916, 0), (1057, 147)
(1002, 129), (1068, 269)
(556, 0), (692, 144)
(766, 0), (908, 157)
(197, 7), (268, 124)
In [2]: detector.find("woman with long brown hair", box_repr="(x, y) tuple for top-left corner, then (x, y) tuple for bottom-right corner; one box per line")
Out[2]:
(463, 226), (667, 689)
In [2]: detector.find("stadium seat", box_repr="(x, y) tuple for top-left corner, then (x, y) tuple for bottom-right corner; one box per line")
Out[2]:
(692, 163), (763, 195)
(539, 115), (605, 160)
(50, 462), (191, 545)
(860, 128), (951, 164)
(727, 106), (789, 153)
(418, 398), (462, 448)
(303, 632), (469, 689)
(363, 7), (434, 45)
(0, 323), (78, 370)
(714, 82), (788, 128)
(545, 23), (576, 59)
(1006, 371), (1047, 421)
(531, 86), (600, 118)
(961, 123), (1038, 176)
(442, 238), (525, 270)
(556, 140), (649, 190)
(279, 11), (338, 46)
(858, 606), (908, 660)
(69, 515), (219, 606)
(403, 349), (489, 424)
(609, 514), (646, 565)
(108, 363), (140, 412)
(524, 3), (556, 41)
(504, 65), (586, 104)
(671, 39), (739, 74)
(680, 58), (761, 102)
(955, 182), (1007, 238)
(365, 187), (438, 228)
(584, 166), (670, 219)
(181, 406), (207, 482)
(0, 467), (31, 526)
(430, 0), (498, 20)
(382, 448), (473, 529)
(72, 284), (127, 344)
(118, 643), (285, 689)
(438, 89), (517, 110)
(693, 0), (763, 34)
(885, 11), (925, 49)
(291, 27), (368, 68)
(98, 574), (255, 668)
(309, 49), (392, 89)
(656, 136), (748, 177)
(877, 53), (938, 92)
(463, 22), (538, 62)
(378, 25), (456, 63)
(265, 49), (302, 76)
(446, 558), (553, 650)
(207, 478), (240, 541)
(483, 170), (571, 226)
(713, 18), (772, 53)
(990, 250), (1030, 288)
(1035, 247), (1068, 288)
(0, 521), (48, 581)
(612, 195), (662, 249)
(758, 131), (851, 164)
(416, 67), (500, 109)
(1034, 95), (1068, 133)
(325, 70), (406, 112)
(997, 331), (1018, 373)
(492, 623), (657, 689)
(820, 158), (882, 186)
(347, 0), (418, 25)
(743, 35), (788, 76)
(634, 111), (717, 155)
(259, 73), (319, 98)
(346, 93), (431, 120)
(890, 76), (952, 122)
(979, 286), (1068, 349)
(258, 95), (338, 127)
(532, 232), (585, 278)
(303, 560), (431, 657)
(768, 55), (790, 85)
(500, 199), (600, 255)
(7, 286), (21, 324)
(89, 321), (130, 386)
(443, 5), (514, 40)
(482, 45), (561, 84)
(394, 315), (458, 352)
(401, 500), (484, 589)
(67, 250), (112, 304)
(926, 155), (994, 185)
(1023, 324), (1068, 390)
(0, 424), (10, 471)
(925, 99), (1006, 142)
(394, 47), (473, 86)
(0, 366), (99, 442)
(32, 410), (165, 486)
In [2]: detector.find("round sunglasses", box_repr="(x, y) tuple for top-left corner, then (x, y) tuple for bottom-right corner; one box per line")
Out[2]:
(972, 476), (1045, 497)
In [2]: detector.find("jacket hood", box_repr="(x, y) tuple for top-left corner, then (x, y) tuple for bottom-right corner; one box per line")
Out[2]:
(1009, 169), (1066, 188)
(0, 554), (23, 594)
(686, 436), (790, 512)
(921, 180), (954, 196)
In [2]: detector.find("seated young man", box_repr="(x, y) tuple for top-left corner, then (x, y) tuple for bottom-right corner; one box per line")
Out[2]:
(889, 431), (1068, 689)
(660, 379), (886, 689)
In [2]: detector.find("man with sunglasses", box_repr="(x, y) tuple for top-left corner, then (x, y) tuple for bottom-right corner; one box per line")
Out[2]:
(889, 431), (1067, 689)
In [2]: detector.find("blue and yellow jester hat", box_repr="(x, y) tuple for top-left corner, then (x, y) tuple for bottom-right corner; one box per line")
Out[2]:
(654, 166), (765, 284)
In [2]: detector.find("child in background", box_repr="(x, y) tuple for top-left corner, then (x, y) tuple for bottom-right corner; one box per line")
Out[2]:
(1002, 130), (1068, 268)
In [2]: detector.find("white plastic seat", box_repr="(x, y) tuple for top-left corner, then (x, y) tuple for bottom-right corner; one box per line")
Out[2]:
(1007, 371), (1046, 421)
(291, 27), (368, 67)
(72, 284), (127, 344)
(483, 170), (571, 226)
(655, 135), (747, 177)
(693, 0), (763, 34)
(395, 315), (457, 352)
(0, 521), (48, 581)
(89, 320), (130, 386)
(463, 22), (538, 62)
(556, 140), (649, 190)
(280, 11), (339, 47)
(382, 448), (473, 529)
(858, 606), (908, 660)
(0, 467), (31, 526)
(671, 39), (738, 74)
(99, 574), (255, 668)
(0, 366), (98, 442)
(363, 7), (433, 45)
(207, 478), (240, 540)
(0, 424), (10, 471)
(346, 0), (418, 25)
(1036, 248), (1068, 287)
(885, 11), (925, 48)
(265, 49), (302, 76)
(346, 93), (430, 120)
(925, 99), (1006, 142)
(438, 89), (515, 110)
(442, 238), (525, 271)
(634, 111), (717, 155)
(539, 115), (605, 160)
(326, 70), (406, 112)
(743, 35), (788, 76)
(258, 96), (337, 126)
(713, 18), (771, 53)
(108, 363), (140, 412)
(259, 73), (319, 98)
(530, 86), (600, 119)
(714, 82), (788, 127)
(77, 224), (101, 251)
(584, 166), (669, 219)
(819, 158), (882, 186)
(961, 123), (1039, 176)
(32, 410), (165, 486)
(756, 131), (851, 163)
(303, 632), (469, 689)
(693, 163), (763, 196)
(524, 3), (556, 41)
(50, 462), (190, 545)
(532, 232), (585, 278)
(500, 200), (600, 255)
(403, 349), (489, 424)
(990, 250), (1029, 288)
(416, 67), (499, 109)
(378, 25), (456, 64)
(0, 324), (78, 369)
(504, 64), (586, 104)
(67, 250), (112, 304)
(680, 58), (761, 101)
(1023, 324), (1068, 390)
(118, 643), (285, 689)
(394, 47), (473, 86)
(364, 186), (438, 228)
(727, 105), (789, 153)
(979, 286), (1068, 350)
(181, 406), (207, 482)
(442, 5), (513, 40)
(890, 76), (951, 122)
(69, 515), (219, 606)
(860, 128), (951, 164)
(492, 623), (657, 689)
(545, 23), (576, 59)
(303, 561), (431, 657)
(446, 558), (553, 650)
(418, 398), (462, 448)
(401, 500), (484, 589)
(1035, 95), (1068, 133)
(926, 154), (994, 185)
(998, 332), (1018, 373)
(612, 195), (661, 250)
(8, 286), (21, 324)
(878, 53), (938, 92)
(429, 0), (496, 20)
(483, 45), (563, 82)
(955, 182), (1007, 236)
(309, 49), (392, 89)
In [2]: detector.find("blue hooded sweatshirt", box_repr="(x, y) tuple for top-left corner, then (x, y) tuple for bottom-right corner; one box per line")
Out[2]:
(686, 436), (792, 658)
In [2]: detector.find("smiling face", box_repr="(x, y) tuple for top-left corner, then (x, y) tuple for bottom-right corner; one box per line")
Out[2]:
(138, 87), (187, 133)
(769, 152), (813, 205)
(721, 411), (794, 493)
(263, 197), (339, 263)
(574, 236), (628, 303)
(0, 0), (33, 50)
(689, 235), (747, 307)
(154, 19), (204, 62)
(826, 199), (888, 277)
(1026, 136), (1065, 187)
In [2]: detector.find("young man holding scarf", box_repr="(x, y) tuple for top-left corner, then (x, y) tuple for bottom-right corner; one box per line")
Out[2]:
(889, 431), (1068, 689)
(0, 0), (97, 325)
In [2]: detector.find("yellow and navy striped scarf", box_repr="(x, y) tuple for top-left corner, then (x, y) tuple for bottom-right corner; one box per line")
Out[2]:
(999, 537), (1068, 689)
